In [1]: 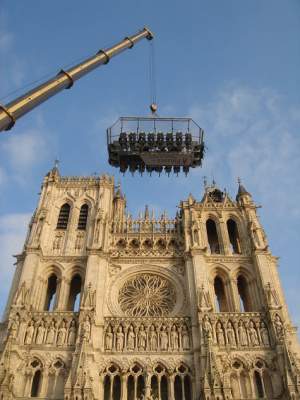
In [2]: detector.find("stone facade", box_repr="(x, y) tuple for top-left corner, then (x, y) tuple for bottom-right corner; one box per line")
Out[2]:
(0, 167), (300, 399)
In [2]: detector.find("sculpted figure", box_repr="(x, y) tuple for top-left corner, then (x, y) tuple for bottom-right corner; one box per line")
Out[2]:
(83, 316), (91, 341)
(127, 325), (135, 350)
(260, 321), (270, 346)
(226, 321), (236, 347)
(35, 321), (46, 345)
(105, 326), (113, 350)
(238, 321), (248, 346)
(182, 325), (190, 350)
(248, 321), (259, 346)
(160, 325), (168, 351)
(170, 325), (179, 350)
(68, 320), (77, 346)
(24, 320), (35, 345)
(138, 325), (147, 350)
(116, 326), (124, 351)
(274, 315), (284, 339)
(203, 315), (213, 342)
(216, 321), (225, 346)
(82, 283), (95, 309)
(149, 325), (158, 351)
(57, 321), (67, 346)
(9, 315), (20, 341)
(46, 320), (56, 344)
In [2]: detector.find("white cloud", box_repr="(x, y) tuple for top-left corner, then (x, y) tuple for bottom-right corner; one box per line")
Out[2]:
(190, 84), (300, 218)
(0, 128), (49, 184)
(0, 213), (31, 317)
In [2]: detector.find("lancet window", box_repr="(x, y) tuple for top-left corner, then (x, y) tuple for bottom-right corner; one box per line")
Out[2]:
(44, 274), (58, 311)
(103, 365), (121, 400)
(56, 203), (71, 230)
(151, 365), (169, 400)
(230, 361), (252, 399)
(127, 364), (145, 400)
(174, 365), (192, 400)
(227, 219), (241, 254)
(29, 359), (43, 398)
(67, 274), (82, 311)
(77, 204), (89, 230)
(206, 219), (220, 254)
(214, 276), (228, 312)
(237, 275), (252, 312)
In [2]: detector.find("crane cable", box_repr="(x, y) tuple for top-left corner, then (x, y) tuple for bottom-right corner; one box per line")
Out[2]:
(148, 40), (158, 115)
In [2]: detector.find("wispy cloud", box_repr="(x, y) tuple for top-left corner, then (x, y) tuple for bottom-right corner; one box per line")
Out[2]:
(190, 84), (300, 218)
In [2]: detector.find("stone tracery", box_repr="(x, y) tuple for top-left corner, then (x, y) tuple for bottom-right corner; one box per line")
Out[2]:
(118, 274), (176, 317)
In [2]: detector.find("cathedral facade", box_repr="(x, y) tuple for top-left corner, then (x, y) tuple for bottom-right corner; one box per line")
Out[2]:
(0, 167), (300, 400)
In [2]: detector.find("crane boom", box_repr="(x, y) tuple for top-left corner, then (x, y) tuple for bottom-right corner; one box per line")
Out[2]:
(0, 27), (153, 132)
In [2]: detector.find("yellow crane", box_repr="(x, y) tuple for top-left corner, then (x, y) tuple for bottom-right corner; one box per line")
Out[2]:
(0, 27), (153, 132)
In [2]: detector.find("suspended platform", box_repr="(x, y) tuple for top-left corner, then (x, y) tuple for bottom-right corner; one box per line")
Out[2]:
(107, 116), (205, 176)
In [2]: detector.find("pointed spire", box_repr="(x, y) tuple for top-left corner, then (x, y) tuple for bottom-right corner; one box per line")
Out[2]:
(236, 177), (251, 199)
(144, 205), (150, 220)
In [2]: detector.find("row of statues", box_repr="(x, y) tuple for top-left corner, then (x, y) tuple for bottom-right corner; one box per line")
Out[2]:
(105, 323), (190, 352)
(23, 318), (78, 346)
(202, 315), (274, 348)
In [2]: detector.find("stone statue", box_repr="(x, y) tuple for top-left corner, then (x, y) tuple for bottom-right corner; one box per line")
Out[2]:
(82, 283), (95, 309)
(197, 285), (211, 312)
(248, 321), (259, 346)
(57, 321), (67, 346)
(265, 283), (279, 308)
(14, 281), (30, 307)
(182, 325), (190, 350)
(260, 321), (270, 346)
(149, 325), (158, 351)
(8, 315), (20, 341)
(82, 317), (91, 341)
(216, 321), (225, 346)
(202, 315), (213, 342)
(24, 320), (34, 345)
(105, 326), (113, 350)
(35, 320), (46, 345)
(46, 320), (56, 345)
(226, 321), (236, 347)
(116, 326), (124, 351)
(170, 325), (179, 350)
(237, 321), (248, 346)
(274, 315), (284, 340)
(67, 320), (77, 345)
(127, 325), (135, 351)
(160, 325), (168, 351)
(138, 325), (147, 350)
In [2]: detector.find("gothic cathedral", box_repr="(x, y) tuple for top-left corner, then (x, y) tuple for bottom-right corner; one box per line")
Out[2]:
(0, 166), (300, 400)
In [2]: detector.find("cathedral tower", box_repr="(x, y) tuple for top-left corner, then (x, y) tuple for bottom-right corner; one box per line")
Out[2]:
(0, 170), (300, 400)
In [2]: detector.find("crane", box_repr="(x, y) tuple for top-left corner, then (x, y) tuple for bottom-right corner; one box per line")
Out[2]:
(0, 27), (153, 132)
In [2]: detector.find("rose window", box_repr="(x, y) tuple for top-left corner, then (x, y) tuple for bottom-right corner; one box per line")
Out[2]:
(118, 274), (176, 317)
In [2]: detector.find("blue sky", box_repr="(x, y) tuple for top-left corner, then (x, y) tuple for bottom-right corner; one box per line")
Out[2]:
(0, 1), (300, 327)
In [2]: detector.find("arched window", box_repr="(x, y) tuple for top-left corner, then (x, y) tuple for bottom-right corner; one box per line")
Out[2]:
(237, 275), (251, 312)
(227, 219), (241, 254)
(214, 276), (228, 312)
(126, 364), (145, 400)
(67, 274), (82, 311)
(263, 370), (273, 398)
(31, 370), (41, 397)
(254, 371), (264, 398)
(103, 364), (121, 400)
(151, 375), (159, 399)
(174, 365), (192, 400)
(206, 219), (220, 254)
(45, 274), (58, 311)
(56, 203), (71, 230)
(77, 204), (89, 230)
